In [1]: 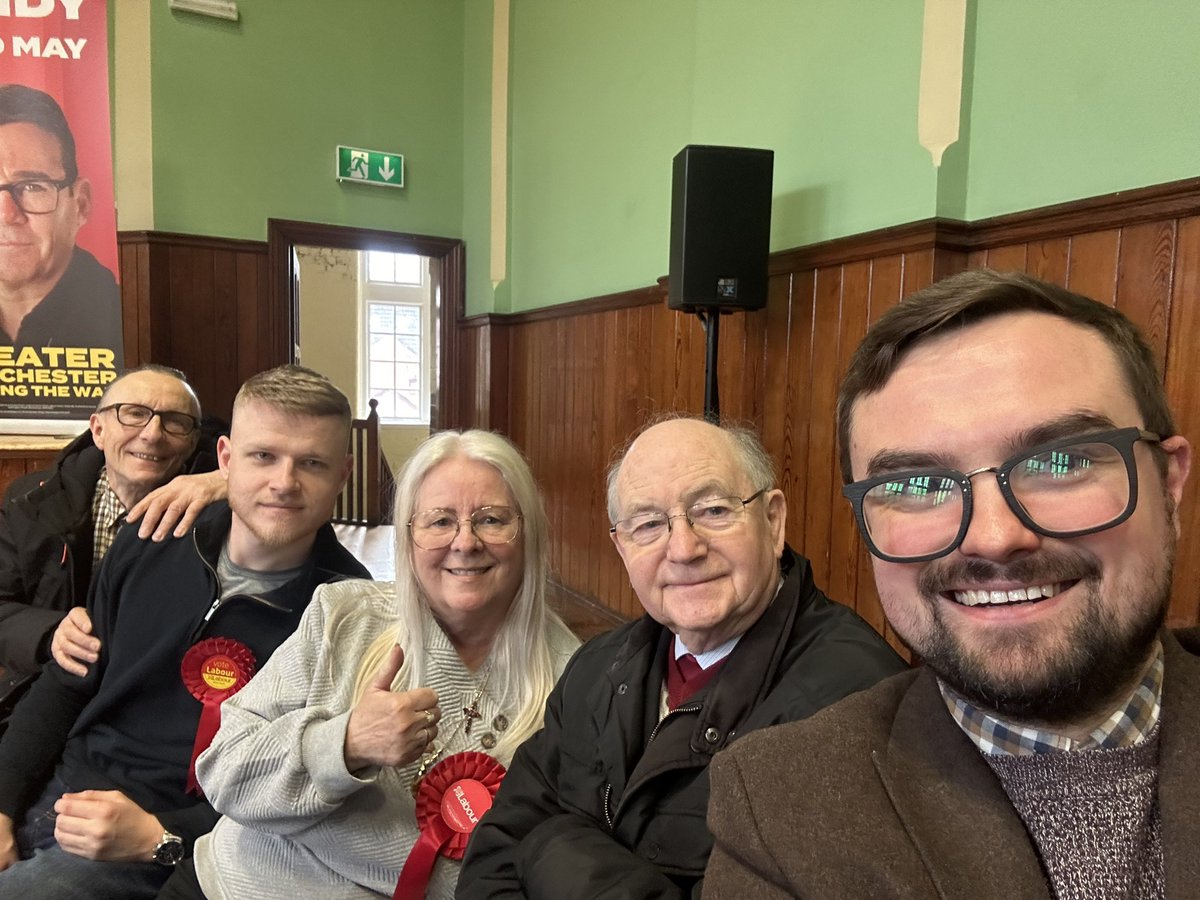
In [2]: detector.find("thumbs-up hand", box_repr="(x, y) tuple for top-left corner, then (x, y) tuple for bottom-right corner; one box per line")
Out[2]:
(344, 645), (441, 772)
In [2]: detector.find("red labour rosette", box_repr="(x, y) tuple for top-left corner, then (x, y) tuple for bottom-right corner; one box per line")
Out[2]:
(393, 751), (507, 900)
(180, 637), (256, 795)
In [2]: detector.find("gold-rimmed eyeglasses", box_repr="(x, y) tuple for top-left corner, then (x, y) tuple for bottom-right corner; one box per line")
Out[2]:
(408, 506), (523, 550)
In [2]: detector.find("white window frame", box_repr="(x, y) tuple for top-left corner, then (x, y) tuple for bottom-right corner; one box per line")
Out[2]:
(359, 252), (432, 426)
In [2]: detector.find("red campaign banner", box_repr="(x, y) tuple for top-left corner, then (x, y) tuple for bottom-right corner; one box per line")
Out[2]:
(0, 0), (122, 428)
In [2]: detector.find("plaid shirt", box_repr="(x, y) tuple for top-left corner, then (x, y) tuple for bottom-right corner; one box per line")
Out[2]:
(940, 641), (1164, 756)
(90, 467), (126, 569)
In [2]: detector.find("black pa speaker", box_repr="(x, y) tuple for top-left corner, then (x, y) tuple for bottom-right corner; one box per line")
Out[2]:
(668, 145), (774, 312)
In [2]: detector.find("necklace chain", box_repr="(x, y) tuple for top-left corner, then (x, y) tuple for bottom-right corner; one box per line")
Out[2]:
(410, 664), (492, 796)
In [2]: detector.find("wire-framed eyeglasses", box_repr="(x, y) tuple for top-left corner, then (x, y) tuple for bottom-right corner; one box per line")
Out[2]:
(0, 179), (74, 215)
(610, 489), (767, 548)
(842, 427), (1162, 563)
(408, 506), (523, 550)
(95, 402), (200, 437)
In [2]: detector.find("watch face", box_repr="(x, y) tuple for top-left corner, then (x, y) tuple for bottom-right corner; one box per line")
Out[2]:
(154, 836), (184, 867)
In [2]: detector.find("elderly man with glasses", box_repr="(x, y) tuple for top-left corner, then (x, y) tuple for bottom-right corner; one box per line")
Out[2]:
(0, 84), (122, 357)
(459, 416), (904, 899)
(704, 270), (1197, 899)
(0, 365), (225, 727)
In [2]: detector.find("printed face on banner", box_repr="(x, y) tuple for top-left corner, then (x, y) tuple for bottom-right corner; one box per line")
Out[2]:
(0, 0), (123, 425)
(0, 120), (90, 295)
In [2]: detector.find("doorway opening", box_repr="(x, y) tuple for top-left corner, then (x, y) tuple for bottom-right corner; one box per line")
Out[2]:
(267, 219), (465, 471)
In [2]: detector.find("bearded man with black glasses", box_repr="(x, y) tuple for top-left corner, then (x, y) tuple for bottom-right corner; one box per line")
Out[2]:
(460, 416), (903, 899)
(705, 270), (1197, 899)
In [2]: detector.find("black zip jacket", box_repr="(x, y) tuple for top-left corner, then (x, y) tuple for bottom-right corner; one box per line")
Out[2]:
(0, 425), (221, 676)
(458, 545), (908, 900)
(0, 502), (368, 848)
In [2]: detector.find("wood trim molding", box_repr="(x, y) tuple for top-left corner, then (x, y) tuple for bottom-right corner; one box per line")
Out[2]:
(117, 230), (268, 254)
(961, 175), (1200, 248)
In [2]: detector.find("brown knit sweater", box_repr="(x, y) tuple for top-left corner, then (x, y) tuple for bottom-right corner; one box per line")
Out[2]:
(985, 725), (1163, 900)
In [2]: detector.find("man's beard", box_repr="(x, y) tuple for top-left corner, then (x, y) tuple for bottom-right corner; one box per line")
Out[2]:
(905, 537), (1173, 725)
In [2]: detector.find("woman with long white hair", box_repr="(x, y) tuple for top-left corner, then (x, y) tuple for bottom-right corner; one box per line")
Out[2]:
(157, 430), (580, 900)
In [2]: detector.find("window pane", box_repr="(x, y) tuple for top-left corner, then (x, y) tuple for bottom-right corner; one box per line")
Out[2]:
(393, 254), (422, 285)
(368, 303), (395, 333)
(396, 334), (420, 362)
(370, 362), (395, 389)
(367, 251), (422, 286)
(397, 363), (420, 390)
(367, 251), (395, 283)
(395, 306), (421, 334)
(369, 333), (395, 362)
(396, 391), (420, 418)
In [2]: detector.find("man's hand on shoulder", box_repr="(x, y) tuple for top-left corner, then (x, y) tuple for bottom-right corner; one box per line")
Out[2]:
(52, 790), (163, 862)
(126, 470), (227, 541)
(0, 813), (17, 871)
(51, 607), (99, 678)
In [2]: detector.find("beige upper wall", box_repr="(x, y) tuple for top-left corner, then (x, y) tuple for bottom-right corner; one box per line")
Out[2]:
(113, 0), (154, 231)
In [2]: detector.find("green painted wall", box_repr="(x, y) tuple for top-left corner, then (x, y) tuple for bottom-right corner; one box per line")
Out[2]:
(150, 0), (465, 242)
(963, 0), (1200, 221)
(506, 0), (934, 311)
(139, 2), (1200, 314)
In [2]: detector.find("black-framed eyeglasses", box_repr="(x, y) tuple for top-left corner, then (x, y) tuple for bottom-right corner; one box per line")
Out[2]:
(609, 489), (767, 548)
(842, 427), (1162, 563)
(0, 179), (74, 215)
(408, 505), (523, 550)
(96, 403), (200, 437)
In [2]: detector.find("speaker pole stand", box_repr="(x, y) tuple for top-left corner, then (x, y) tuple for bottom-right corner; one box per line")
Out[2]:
(698, 310), (720, 423)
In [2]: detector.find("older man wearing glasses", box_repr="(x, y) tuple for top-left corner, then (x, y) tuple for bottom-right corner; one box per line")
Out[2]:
(0, 84), (122, 356)
(459, 416), (904, 899)
(704, 270), (1197, 898)
(0, 365), (224, 726)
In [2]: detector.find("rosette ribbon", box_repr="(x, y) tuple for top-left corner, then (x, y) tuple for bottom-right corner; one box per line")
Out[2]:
(394, 751), (507, 900)
(180, 637), (255, 795)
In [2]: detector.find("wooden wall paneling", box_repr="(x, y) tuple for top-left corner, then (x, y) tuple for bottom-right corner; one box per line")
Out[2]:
(824, 260), (871, 617)
(1165, 215), (1200, 627)
(185, 247), (219, 418)
(801, 266), (844, 591)
(966, 249), (987, 270)
(983, 243), (1029, 272)
(235, 252), (263, 408)
(866, 254), (904, 325)
(596, 307), (622, 614)
(492, 318), (513, 436)
(117, 239), (147, 365)
(760, 273), (794, 499)
(1026, 237), (1070, 284)
(932, 246), (969, 284)
(210, 250), (241, 420)
(901, 249), (935, 295)
(1065, 229), (1121, 302)
(783, 269), (817, 556)
(556, 314), (577, 596)
(1112, 220), (1176, 373)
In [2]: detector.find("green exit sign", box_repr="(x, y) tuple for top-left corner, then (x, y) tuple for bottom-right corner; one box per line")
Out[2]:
(336, 145), (405, 189)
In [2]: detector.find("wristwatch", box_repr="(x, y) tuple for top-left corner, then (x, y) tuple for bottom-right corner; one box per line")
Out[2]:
(152, 830), (184, 867)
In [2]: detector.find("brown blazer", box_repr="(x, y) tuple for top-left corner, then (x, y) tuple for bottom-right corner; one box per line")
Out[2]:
(703, 628), (1200, 899)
